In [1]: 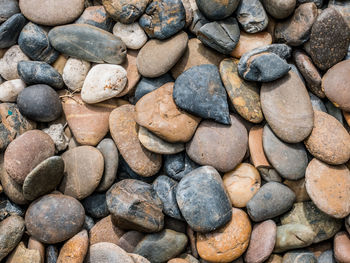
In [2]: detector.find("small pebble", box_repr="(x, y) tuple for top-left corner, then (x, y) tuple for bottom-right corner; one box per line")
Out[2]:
(102, 0), (149, 24)
(196, 0), (240, 20)
(0, 45), (29, 80)
(113, 22), (148, 50)
(62, 58), (91, 91)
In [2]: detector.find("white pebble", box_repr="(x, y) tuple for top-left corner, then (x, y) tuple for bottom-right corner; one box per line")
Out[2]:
(62, 57), (91, 91)
(113, 22), (148, 50)
(0, 45), (30, 80)
(43, 123), (69, 152)
(0, 79), (26, 102)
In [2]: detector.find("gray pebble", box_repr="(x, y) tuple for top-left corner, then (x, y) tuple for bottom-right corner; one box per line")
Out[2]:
(236, 0), (268, 33)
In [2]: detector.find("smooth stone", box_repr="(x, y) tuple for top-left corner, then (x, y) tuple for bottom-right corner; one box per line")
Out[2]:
(18, 22), (59, 64)
(275, 3), (317, 46)
(27, 237), (45, 263)
(82, 193), (108, 219)
(59, 146), (104, 200)
(134, 74), (173, 102)
(139, 0), (186, 40)
(129, 253), (151, 263)
(0, 0), (20, 23)
(246, 182), (296, 222)
(186, 115), (247, 173)
(0, 199), (24, 220)
(113, 22), (147, 50)
(196, 0), (239, 20)
(109, 105), (162, 177)
(46, 245), (58, 263)
(304, 111), (350, 165)
(153, 175), (182, 220)
(19, 0), (84, 26)
(318, 250), (336, 263)
(197, 17), (240, 55)
(189, 8), (209, 35)
(305, 158), (350, 218)
(328, 0), (350, 27)
(52, 54), (67, 75)
(248, 125), (272, 170)
(107, 179), (164, 232)
(0, 79), (26, 102)
(17, 84), (62, 122)
(6, 242), (41, 263)
(48, 24), (126, 64)
(173, 64), (230, 124)
(164, 217), (186, 234)
(180, 0), (193, 28)
(136, 83), (200, 143)
(43, 123), (69, 152)
(137, 31), (188, 78)
(309, 8), (350, 71)
(62, 58), (90, 91)
(22, 156), (64, 201)
(261, 71), (314, 143)
(17, 61), (63, 89)
(0, 45), (29, 80)
(236, 0), (268, 33)
(284, 179), (310, 202)
(86, 242), (134, 263)
(89, 215), (125, 245)
(56, 230), (89, 263)
(102, 0), (149, 24)
(334, 232), (350, 263)
(164, 152), (199, 181)
(0, 215), (25, 261)
(117, 231), (145, 253)
(133, 229), (188, 263)
(25, 194), (85, 244)
(176, 166), (232, 232)
(281, 201), (342, 243)
(75, 6), (114, 32)
(223, 163), (261, 208)
(0, 14), (27, 49)
(96, 138), (118, 192)
(262, 0), (296, 19)
(282, 250), (317, 263)
(197, 208), (251, 262)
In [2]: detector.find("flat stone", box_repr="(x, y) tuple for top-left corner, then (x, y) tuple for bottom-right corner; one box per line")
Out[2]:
(282, 250), (317, 263)
(113, 22), (147, 50)
(6, 242), (41, 263)
(176, 166), (232, 232)
(262, 0), (296, 19)
(329, 0), (350, 27)
(246, 182), (296, 222)
(137, 31), (188, 78)
(56, 230), (88, 263)
(19, 0), (84, 26)
(334, 232), (350, 263)
(186, 115), (247, 173)
(231, 31), (272, 58)
(89, 215), (125, 245)
(25, 194), (85, 244)
(75, 6), (114, 32)
(0, 45), (29, 80)
(62, 58), (91, 91)
(164, 152), (199, 181)
(82, 193), (108, 219)
(86, 242), (134, 263)
(0, 0), (20, 23)
(0, 14), (27, 49)
(0, 79), (26, 102)
(284, 179), (310, 202)
(135, 74), (173, 102)
(196, 0), (240, 20)
(236, 0), (268, 33)
(117, 50), (141, 97)
(305, 158), (350, 218)
(49, 24), (126, 64)
(261, 71), (314, 143)
(117, 231), (144, 252)
(102, 0), (149, 24)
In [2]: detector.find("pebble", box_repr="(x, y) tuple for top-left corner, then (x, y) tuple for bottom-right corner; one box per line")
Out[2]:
(186, 115), (247, 173)
(89, 215), (124, 245)
(247, 182), (296, 222)
(25, 194), (85, 244)
(117, 156), (158, 183)
(17, 84), (62, 122)
(133, 229), (188, 263)
(0, 0), (20, 23)
(117, 231), (144, 252)
(0, 14), (27, 49)
(113, 22), (147, 50)
(284, 179), (310, 202)
(59, 146), (104, 200)
(56, 231), (88, 263)
(189, 8), (209, 35)
(17, 61), (63, 89)
(49, 24), (127, 64)
(236, 0), (268, 33)
(75, 6), (114, 32)
(196, 0), (239, 20)
(19, 0), (85, 26)
(248, 125), (272, 169)
(6, 242), (41, 263)
(137, 31), (188, 78)
(261, 71), (314, 143)
(262, 0), (296, 19)
(168, 259), (188, 263)
(305, 158), (350, 218)
(334, 232), (350, 263)
(0, 79), (26, 102)
(43, 123), (69, 152)
(139, 0), (186, 40)
(318, 250), (336, 263)
(46, 245), (58, 263)
(309, 7), (350, 71)
(0, 199), (24, 220)
(0, 45), (29, 80)
(266, 254), (283, 263)
(116, 50), (140, 97)
(282, 250), (317, 263)
(62, 58), (91, 91)
(129, 253), (151, 263)
(176, 166), (232, 232)
(134, 74), (173, 102)
(86, 242), (134, 263)
(102, 0), (149, 24)
(164, 152), (199, 181)
(82, 193), (108, 219)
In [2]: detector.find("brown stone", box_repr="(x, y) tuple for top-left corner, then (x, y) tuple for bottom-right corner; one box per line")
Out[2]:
(197, 208), (251, 262)
(109, 104), (162, 177)
(117, 50), (141, 97)
(248, 126), (272, 169)
(89, 215), (125, 245)
(334, 232), (350, 263)
(328, 0), (350, 28)
(135, 83), (200, 143)
(266, 254), (283, 263)
(304, 111), (350, 165)
(85, 242), (134, 263)
(57, 230), (89, 263)
(231, 31), (272, 58)
(6, 242), (41, 263)
(284, 178), (310, 202)
(28, 237), (45, 263)
(117, 231), (144, 253)
(305, 158), (350, 218)
(168, 259), (188, 263)
(52, 54), (68, 75)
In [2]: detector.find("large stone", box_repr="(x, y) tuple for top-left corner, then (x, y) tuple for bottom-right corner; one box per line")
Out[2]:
(0, 45), (30, 80)
(236, 0), (268, 33)
(85, 242), (134, 263)
(102, 0), (149, 24)
(56, 230), (89, 263)
(196, 0), (240, 20)
(0, 14), (27, 49)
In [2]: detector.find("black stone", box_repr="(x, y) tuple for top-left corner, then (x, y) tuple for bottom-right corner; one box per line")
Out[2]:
(17, 84), (63, 122)
(82, 193), (109, 219)
(46, 245), (58, 263)
(236, 0), (269, 33)
(17, 61), (64, 90)
(164, 216), (186, 233)
(83, 215), (95, 232)
(0, 13), (27, 49)
(173, 64), (231, 125)
(0, 199), (24, 221)
(0, 0), (20, 23)
(164, 152), (199, 181)
(75, 6), (114, 32)
(196, 0), (240, 20)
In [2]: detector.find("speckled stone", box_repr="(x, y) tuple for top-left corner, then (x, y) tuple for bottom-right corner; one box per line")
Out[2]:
(236, 0), (268, 33)
(82, 193), (108, 219)
(102, 0), (149, 24)
(196, 0), (240, 20)
(0, 45), (30, 80)
(85, 242), (134, 263)
(75, 6), (114, 32)
(164, 152), (199, 181)
(0, 0), (20, 23)
(0, 14), (27, 49)
(46, 245), (58, 263)
(328, 0), (350, 28)
(262, 0), (296, 19)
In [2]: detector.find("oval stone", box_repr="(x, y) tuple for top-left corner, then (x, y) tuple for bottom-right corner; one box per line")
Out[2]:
(82, 193), (108, 219)
(86, 242), (134, 263)
(0, 14), (27, 49)
(262, 0), (296, 19)
(0, 45), (29, 80)
(113, 22), (147, 50)
(196, 0), (240, 20)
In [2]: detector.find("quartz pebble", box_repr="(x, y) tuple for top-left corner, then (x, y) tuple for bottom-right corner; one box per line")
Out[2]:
(113, 22), (147, 50)
(62, 58), (91, 91)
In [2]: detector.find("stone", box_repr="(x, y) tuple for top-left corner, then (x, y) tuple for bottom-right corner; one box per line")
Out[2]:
(247, 182), (296, 222)
(197, 17), (240, 55)
(75, 6), (114, 32)
(86, 242), (134, 263)
(116, 50), (140, 97)
(129, 253), (150, 263)
(282, 250), (317, 263)
(43, 123), (69, 152)
(6, 242), (41, 263)
(107, 179), (164, 232)
(329, 0), (350, 27)
(168, 259), (188, 263)
(275, 3), (317, 46)
(82, 193), (108, 219)
(0, 0), (20, 23)
(305, 158), (350, 218)
(135, 74), (173, 102)
(186, 115), (247, 173)
(327, 102), (344, 125)
(164, 217), (186, 234)
(0, 45), (29, 80)
(248, 126), (272, 169)
(19, 0), (84, 26)
(117, 231), (144, 252)
(0, 14), (27, 49)
(262, 0), (296, 19)
(318, 250), (336, 263)
(46, 245), (58, 263)
(189, 8), (209, 35)
(109, 105), (162, 177)
(139, 0), (186, 40)
(113, 22), (147, 50)
(284, 179), (310, 202)
(309, 8), (350, 71)
(0, 199), (24, 221)
(81, 64), (127, 104)
(133, 229), (188, 263)
(49, 24), (126, 64)
(196, 0), (239, 20)
(89, 215), (125, 245)
(334, 232), (350, 263)
(304, 111), (350, 165)
(0, 215), (25, 261)
(164, 153), (198, 181)
(266, 254), (283, 263)
(62, 58), (91, 91)
(176, 166), (232, 232)
(18, 22), (59, 64)
(84, 215), (96, 231)
(17, 84), (62, 122)
(28, 237), (45, 263)
(56, 230), (88, 263)
(96, 138), (118, 192)
(180, 0), (193, 28)
(0, 79), (26, 102)
(137, 31), (188, 78)
(117, 157), (158, 184)
(261, 71), (314, 143)
(59, 146), (104, 200)
(17, 61), (63, 89)
(236, 0), (268, 33)
(25, 194), (85, 244)
(102, 0), (149, 24)
(299, 0), (322, 7)
(52, 54), (68, 75)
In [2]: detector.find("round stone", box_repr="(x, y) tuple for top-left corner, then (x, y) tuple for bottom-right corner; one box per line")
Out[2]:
(236, 0), (268, 33)
(0, 79), (26, 102)
(196, 0), (240, 20)
(62, 58), (91, 91)
(113, 22), (147, 50)
(102, 0), (149, 24)
(0, 165), (28, 205)
(56, 230), (89, 263)
(334, 232), (350, 263)
(25, 194), (85, 244)
(75, 6), (114, 32)
(262, 0), (296, 19)
(85, 242), (134, 263)
(231, 31), (272, 58)
(0, 45), (29, 80)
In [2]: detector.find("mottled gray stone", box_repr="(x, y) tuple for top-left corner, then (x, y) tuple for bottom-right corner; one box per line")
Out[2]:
(0, 0), (20, 23)
(236, 0), (268, 33)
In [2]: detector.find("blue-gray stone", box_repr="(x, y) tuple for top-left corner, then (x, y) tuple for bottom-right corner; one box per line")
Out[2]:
(164, 152), (199, 181)
(189, 9), (209, 35)
(0, 199), (25, 221)
(173, 64), (231, 125)
(0, 13), (27, 49)
(236, 0), (269, 33)
(83, 215), (95, 232)
(82, 193), (109, 219)
(309, 92), (327, 112)
(325, 100), (344, 125)
(196, 0), (240, 20)
(75, 6), (114, 32)
(0, 0), (20, 23)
